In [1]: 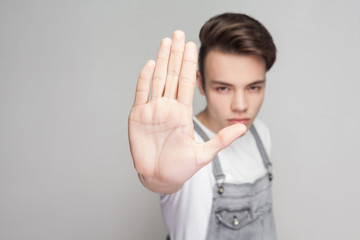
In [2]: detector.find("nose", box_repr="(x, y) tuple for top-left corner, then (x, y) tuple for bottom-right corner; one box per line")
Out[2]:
(231, 91), (248, 112)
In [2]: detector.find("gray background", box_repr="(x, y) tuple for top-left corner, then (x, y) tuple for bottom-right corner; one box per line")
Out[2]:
(1, 0), (359, 239)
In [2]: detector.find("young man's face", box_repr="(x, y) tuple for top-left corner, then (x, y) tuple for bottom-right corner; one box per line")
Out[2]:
(197, 50), (266, 133)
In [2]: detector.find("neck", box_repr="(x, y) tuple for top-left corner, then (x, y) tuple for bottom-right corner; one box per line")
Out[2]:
(195, 108), (218, 133)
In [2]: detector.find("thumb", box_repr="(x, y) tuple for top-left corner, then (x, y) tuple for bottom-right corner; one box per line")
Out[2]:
(197, 123), (247, 166)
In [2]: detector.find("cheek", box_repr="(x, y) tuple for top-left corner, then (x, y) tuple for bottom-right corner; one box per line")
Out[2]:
(250, 94), (265, 110)
(207, 94), (231, 112)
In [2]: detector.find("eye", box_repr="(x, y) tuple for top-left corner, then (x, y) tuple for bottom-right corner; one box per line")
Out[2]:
(216, 86), (230, 92)
(248, 86), (262, 92)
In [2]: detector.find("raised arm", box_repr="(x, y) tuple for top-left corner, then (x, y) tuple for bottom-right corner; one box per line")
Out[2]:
(128, 31), (247, 194)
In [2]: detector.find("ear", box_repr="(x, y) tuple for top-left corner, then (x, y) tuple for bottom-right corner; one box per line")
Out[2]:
(196, 71), (205, 96)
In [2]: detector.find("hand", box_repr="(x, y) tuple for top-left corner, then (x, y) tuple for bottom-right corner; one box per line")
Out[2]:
(128, 31), (247, 193)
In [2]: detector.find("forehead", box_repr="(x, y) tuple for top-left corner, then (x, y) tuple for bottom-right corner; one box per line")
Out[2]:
(204, 50), (266, 85)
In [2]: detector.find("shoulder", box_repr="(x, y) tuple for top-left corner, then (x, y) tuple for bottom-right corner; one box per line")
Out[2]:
(193, 117), (215, 143)
(252, 118), (270, 135)
(252, 118), (272, 156)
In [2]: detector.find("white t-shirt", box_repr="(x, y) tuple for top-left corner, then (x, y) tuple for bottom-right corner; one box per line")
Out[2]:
(160, 117), (272, 240)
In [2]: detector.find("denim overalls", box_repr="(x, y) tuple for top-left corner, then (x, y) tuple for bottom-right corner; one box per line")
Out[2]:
(193, 120), (277, 240)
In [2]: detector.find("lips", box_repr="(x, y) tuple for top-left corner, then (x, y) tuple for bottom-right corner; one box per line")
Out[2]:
(227, 118), (250, 126)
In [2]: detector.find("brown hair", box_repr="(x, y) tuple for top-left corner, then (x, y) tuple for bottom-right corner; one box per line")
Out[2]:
(199, 13), (277, 84)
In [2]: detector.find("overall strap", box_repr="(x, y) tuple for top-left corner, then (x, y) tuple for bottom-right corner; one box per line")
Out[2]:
(193, 120), (225, 190)
(250, 124), (273, 181)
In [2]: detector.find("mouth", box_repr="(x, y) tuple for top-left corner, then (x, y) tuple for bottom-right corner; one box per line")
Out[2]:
(227, 118), (251, 126)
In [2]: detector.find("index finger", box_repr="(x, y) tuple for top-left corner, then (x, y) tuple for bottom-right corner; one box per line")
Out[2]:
(177, 42), (198, 106)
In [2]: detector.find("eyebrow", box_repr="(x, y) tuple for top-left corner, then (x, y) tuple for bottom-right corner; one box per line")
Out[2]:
(248, 80), (266, 85)
(210, 79), (266, 86)
(210, 80), (233, 86)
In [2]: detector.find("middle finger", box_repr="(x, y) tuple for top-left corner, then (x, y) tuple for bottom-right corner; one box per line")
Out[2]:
(164, 30), (186, 99)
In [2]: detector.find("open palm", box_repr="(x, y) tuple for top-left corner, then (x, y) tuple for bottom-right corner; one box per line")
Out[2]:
(128, 31), (246, 193)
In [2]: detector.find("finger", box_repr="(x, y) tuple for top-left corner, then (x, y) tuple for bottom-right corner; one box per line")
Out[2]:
(133, 60), (155, 106)
(151, 38), (172, 100)
(164, 30), (185, 99)
(178, 42), (198, 106)
(196, 123), (247, 166)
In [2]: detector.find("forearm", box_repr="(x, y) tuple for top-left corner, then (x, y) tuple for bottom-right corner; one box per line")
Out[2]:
(138, 173), (184, 194)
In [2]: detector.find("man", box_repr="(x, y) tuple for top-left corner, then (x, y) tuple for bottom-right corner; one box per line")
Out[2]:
(128, 13), (277, 240)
